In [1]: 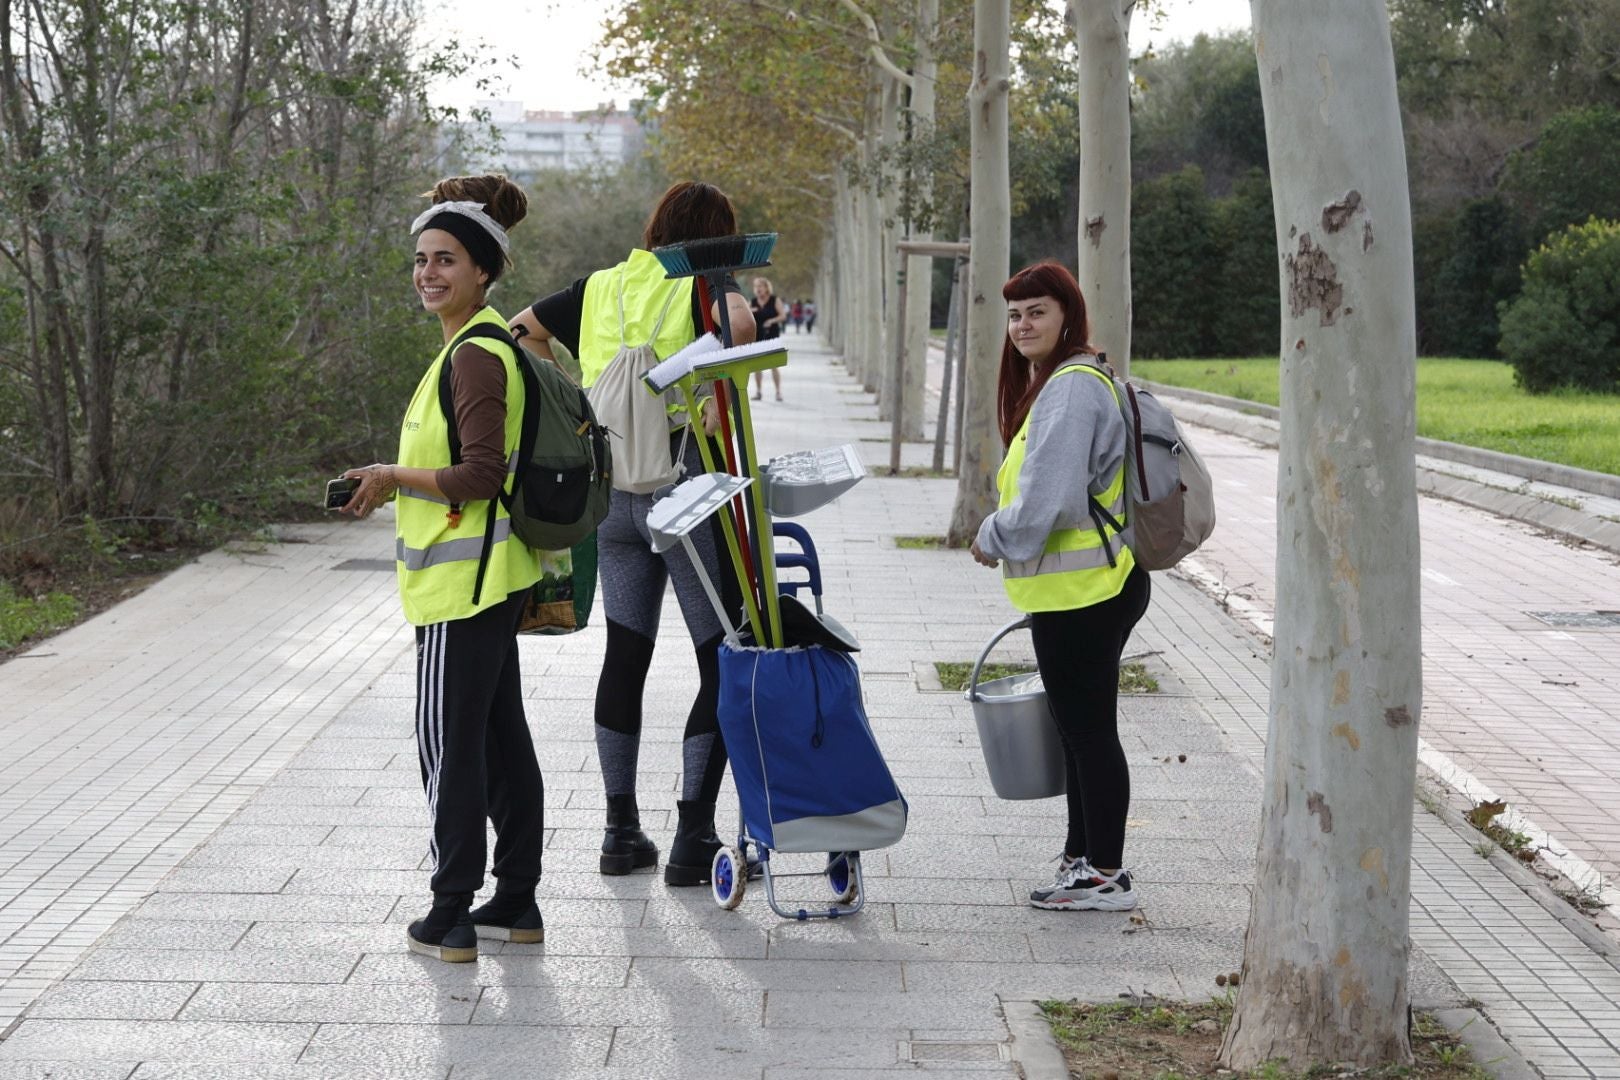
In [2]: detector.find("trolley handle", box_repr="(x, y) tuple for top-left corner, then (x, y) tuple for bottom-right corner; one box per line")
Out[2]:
(965, 615), (1033, 702)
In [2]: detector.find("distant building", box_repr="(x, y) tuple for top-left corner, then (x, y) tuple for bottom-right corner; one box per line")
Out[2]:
(460, 100), (645, 179)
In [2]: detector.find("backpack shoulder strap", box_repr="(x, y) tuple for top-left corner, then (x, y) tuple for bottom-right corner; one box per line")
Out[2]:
(436, 321), (525, 608)
(437, 322), (520, 465)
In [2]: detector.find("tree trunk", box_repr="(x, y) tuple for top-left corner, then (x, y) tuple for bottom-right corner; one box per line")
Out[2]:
(948, 0), (1009, 547)
(1071, 0), (1133, 376)
(901, 0), (938, 441)
(1220, 0), (1422, 1069)
(878, 70), (901, 418)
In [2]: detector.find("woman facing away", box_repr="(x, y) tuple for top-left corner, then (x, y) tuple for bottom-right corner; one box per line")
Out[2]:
(509, 181), (756, 887)
(969, 260), (1152, 912)
(749, 275), (787, 401)
(341, 174), (546, 962)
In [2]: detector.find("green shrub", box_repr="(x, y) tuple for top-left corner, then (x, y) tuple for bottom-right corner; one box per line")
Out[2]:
(1498, 218), (1620, 393)
(1505, 106), (1620, 245)
(1211, 169), (1279, 357)
(1132, 165), (1220, 358)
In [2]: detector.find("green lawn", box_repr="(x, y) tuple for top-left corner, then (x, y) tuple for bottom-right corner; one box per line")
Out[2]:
(1132, 358), (1620, 477)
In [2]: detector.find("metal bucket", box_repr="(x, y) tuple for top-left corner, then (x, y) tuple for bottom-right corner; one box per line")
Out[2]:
(965, 616), (1065, 800)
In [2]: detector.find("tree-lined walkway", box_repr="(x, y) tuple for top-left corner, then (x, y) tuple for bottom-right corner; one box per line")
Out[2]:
(0, 334), (1617, 1076)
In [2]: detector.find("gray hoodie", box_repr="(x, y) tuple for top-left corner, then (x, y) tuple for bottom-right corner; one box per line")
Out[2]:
(975, 361), (1126, 564)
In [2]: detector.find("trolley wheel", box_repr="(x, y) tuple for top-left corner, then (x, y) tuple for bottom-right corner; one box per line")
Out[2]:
(711, 846), (748, 910)
(826, 851), (859, 904)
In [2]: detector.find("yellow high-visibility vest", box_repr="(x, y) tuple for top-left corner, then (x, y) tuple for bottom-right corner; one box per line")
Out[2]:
(394, 305), (541, 626)
(578, 248), (698, 406)
(996, 362), (1135, 612)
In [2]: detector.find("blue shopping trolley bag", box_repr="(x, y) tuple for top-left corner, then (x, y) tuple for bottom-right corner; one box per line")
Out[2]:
(717, 643), (907, 853)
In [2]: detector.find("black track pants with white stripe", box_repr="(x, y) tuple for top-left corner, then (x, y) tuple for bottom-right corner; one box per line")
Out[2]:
(415, 589), (542, 896)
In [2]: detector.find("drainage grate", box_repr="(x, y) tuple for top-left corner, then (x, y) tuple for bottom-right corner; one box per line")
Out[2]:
(332, 559), (395, 572)
(1527, 610), (1620, 629)
(904, 1040), (1006, 1062)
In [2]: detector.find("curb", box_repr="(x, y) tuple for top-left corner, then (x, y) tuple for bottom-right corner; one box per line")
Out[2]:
(1430, 1008), (1541, 1080)
(1144, 384), (1620, 557)
(1417, 779), (1620, 970)
(1000, 999), (1069, 1080)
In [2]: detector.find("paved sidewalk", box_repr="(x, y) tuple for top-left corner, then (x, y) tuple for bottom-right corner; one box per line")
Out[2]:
(0, 332), (1617, 1077)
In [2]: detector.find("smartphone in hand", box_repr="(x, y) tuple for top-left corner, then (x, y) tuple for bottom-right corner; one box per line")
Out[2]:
(324, 477), (361, 510)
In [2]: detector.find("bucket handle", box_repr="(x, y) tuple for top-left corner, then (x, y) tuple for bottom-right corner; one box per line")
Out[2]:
(965, 615), (1033, 702)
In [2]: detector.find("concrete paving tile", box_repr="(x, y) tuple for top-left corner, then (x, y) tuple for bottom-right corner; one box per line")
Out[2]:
(150, 868), (295, 894)
(348, 954), (630, 988)
(604, 1025), (906, 1072)
(283, 868), (426, 895)
(0, 1066), (137, 1080)
(471, 985), (762, 1026)
(765, 989), (1002, 1031)
(298, 1023), (613, 1070)
(0, 1019), (315, 1064)
(901, 960), (1182, 1000)
(180, 843), (423, 871)
(71, 949), (358, 984)
(130, 893), (395, 923)
(132, 1067), (446, 1080)
(495, 926), (767, 960)
(766, 927), (1034, 964)
(764, 1069), (1018, 1078)
(628, 956), (903, 993)
(26, 980), (200, 1020)
(181, 982), (475, 1024)
(95, 921), (251, 951)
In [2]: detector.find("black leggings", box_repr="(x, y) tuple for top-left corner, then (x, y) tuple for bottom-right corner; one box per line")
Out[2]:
(1029, 565), (1151, 870)
(595, 620), (730, 801)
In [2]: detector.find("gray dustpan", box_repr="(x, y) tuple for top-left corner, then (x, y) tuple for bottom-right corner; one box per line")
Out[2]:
(646, 472), (753, 646)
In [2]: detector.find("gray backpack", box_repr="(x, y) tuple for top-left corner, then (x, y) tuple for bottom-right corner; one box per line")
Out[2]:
(587, 272), (685, 494)
(1075, 357), (1216, 571)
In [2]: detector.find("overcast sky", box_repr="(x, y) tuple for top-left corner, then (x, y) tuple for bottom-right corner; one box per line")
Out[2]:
(419, 0), (1253, 114)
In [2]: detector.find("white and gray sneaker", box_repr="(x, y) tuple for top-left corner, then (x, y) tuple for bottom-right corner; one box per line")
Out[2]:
(1029, 855), (1137, 911)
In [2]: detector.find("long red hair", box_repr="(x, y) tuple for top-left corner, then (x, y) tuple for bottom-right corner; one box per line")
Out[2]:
(996, 261), (1094, 447)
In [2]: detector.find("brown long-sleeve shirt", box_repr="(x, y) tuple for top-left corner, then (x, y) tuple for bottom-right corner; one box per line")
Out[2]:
(433, 342), (510, 504)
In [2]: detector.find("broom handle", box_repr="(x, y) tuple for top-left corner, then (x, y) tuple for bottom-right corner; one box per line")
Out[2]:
(679, 376), (763, 645)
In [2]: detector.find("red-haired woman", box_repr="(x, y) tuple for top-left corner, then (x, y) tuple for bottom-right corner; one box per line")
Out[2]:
(969, 260), (1151, 912)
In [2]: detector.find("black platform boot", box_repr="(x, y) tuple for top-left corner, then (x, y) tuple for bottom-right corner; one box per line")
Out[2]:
(469, 882), (545, 944)
(663, 799), (723, 886)
(406, 892), (477, 963)
(600, 794), (659, 876)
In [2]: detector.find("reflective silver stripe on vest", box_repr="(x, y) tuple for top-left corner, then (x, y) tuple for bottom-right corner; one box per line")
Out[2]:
(399, 486), (451, 506)
(398, 452), (520, 507)
(395, 517), (515, 571)
(1004, 542), (1122, 579)
(1093, 491), (1127, 519)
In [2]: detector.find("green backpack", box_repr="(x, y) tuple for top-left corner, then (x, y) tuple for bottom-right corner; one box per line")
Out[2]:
(439, 323), (612, 604)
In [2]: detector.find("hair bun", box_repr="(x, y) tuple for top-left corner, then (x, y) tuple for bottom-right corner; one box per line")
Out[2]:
(420, 174), (527, 231)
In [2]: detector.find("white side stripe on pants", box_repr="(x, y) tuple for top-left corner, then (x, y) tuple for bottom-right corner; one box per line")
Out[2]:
(416, 621), (448, 873)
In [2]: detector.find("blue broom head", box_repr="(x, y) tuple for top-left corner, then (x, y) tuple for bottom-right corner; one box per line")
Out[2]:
(652, 233), (778, 277)
(651, 245), (694, 276)
(741, 232), (777, 266)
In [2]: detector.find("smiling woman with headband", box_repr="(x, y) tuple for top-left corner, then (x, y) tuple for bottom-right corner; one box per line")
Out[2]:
(339, 174), (546, 963)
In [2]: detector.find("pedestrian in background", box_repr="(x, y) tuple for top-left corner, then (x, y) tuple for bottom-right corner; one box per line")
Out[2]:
(969, 260), (1151, 912)
(341, 174), (546, 962)
(509, 181), (755, 887)
(750, 275), (787, 401)
(802, 298), (818, 334)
